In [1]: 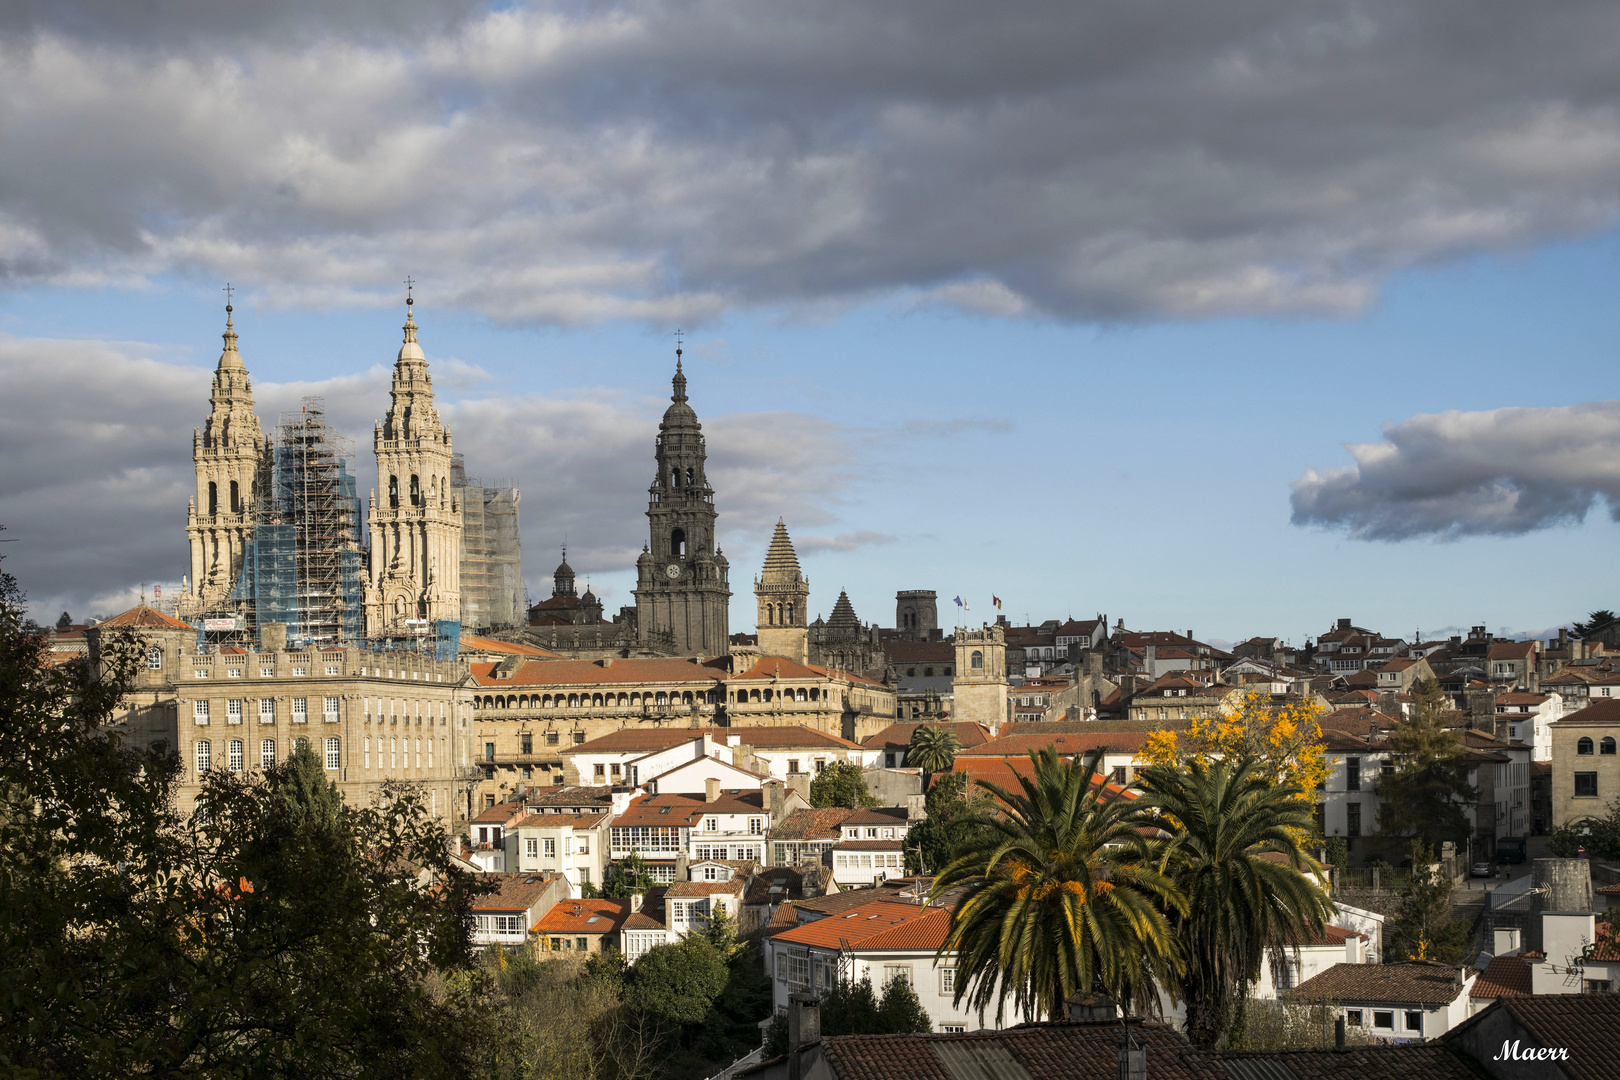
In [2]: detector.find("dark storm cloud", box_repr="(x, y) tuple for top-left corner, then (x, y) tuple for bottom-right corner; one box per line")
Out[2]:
(3, 0), (1619, 322)
(1290, 401), (1620, 541)
(0, 336), (853, 619)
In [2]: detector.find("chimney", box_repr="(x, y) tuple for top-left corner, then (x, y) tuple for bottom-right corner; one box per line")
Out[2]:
(705, 776), (721, 803)
(787, 992), (821, 1080)
(766, 779), (785, 824)
(1334, 1017), (1346, 1050)
(630, 891), (643, 913)
(1117, 1031), (1146, 1080)
(1338, 618), (1352, 630)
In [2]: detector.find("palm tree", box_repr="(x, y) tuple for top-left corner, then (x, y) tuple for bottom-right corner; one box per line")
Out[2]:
(905, 724), (960, 778)
(1133, 756), (1335, 1049)
(930, 747), (1183, 1024)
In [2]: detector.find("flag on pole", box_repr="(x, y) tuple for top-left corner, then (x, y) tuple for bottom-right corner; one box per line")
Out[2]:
(992, 595), (1002, 610)
(953, 595), (968, 611)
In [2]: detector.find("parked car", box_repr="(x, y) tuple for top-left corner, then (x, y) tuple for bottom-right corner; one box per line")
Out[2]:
(1470, 861), (1494, 877)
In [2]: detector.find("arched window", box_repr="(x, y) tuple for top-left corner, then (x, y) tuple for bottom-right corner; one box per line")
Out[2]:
(672, 468), (681, 488)
(1603, 737), (1617, 755)
(766, 604), (775, 626)
(786, 604), (794, 624)
(619, 693), (629, 706)
(686, 467), (695, 486)
(261, 738), (276, 770)
(568, 694), (580, 708)
(230, 480), (240, 513)
(592, 693), (604, 707)
(971, 651), (984, 670)
(810, 688), (819, 701)
(387, 475), (398, 508)
(228, 739), (243, 772)
(410, 474), (421, 506)
(683, 691), (694, 705)
(671, 528), (687, 557)
(147, 647), (163, 670)
(1578, 737), (1594, 754)
(207, 481), (218, 515)
(196, 740), (211, 774)
(750, 689), (762, 703)
(656, 692), (668, 706)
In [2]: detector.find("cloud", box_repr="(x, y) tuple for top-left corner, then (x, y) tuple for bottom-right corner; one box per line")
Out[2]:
(897, 418), (1013, 438)
(796, 530), (898, 554)
(1290, 401), (1620, 540)
(3, 1), (1620, 322)
(0, 334), (856, 618)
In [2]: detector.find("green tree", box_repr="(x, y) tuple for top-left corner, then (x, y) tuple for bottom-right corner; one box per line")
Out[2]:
(1549, 801), (1620, 859)
(1323, 835), (1349, 876)
(1377, 680), (1478, 848)
(876, 975), (933, 1035)
(809, 760), (878, 809)
(905, 769), (993, 874)
(55, 610), (72, 630)
(905, 724), (961, 778)
(930, 747), (1184, 1022)
(1572, 610), (1617, 638)
(1385, 840), (1474, 964)
(0, 538), (487, 1078)
(603, 851), (656, 897)
(624, 936), (730, 1025)
(1135, 756), (1335, 1049)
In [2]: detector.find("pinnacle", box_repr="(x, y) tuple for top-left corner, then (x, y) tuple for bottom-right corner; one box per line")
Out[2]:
(759, 519), (802, 581)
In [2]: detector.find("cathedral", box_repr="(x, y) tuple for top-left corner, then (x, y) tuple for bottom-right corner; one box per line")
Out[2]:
(524, 347), (733, 659)
(178, 294), (518, 645)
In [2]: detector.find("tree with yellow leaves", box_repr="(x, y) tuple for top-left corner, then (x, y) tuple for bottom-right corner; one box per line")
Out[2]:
(1140, 690), (1329, 820)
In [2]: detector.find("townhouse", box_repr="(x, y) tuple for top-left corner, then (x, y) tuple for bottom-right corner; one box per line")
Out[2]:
(860, 721), (996, 769)
(1291, 960), (1477, 1041)
(1550, 699), (1620, 829)
(532, 897), (632, 957)
(1495, 692), (1561, 762)
(829, 807), (916, 887)
(469, 872), (572, 951)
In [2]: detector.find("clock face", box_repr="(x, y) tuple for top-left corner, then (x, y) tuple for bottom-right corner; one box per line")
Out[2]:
(665, 562), (683, 579)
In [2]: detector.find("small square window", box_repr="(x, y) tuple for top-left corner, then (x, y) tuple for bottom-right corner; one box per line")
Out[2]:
(1576, 772), (1599, 798)
(261, 667), (274, 678)
(1345, 1010), (1362, 1027)
(292, 667), (307, 677)
(576, 937), (588, 951)
(325, 665), (339, 676)
(1373, 1011), (1394, 1029)
(1403, 1011), (1422, 1033)
(226, 667), (241, 678)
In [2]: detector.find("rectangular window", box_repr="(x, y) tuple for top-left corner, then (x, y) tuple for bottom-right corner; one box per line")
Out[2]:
(941, 1025), (966, 1034)
(484, 742), (495, 762)
(259, 698), (274, 723)
(1373, 1011), (1394, 1029)
(147, 647), (163, 669)
(1347, 758), (1360, 791)
(576, 937), (588, 951)
(195, 741), (211, 773)
(226, 699), (243, 724)
(883, 964), (912, 987)
(526, 838), (538, 858)
(749, 817), (764, 834)
(521, 733), (533, 754)
(1345, 1010), (1363, 1027)
(325, 738), (341, 770)
(1347, 802), (1362, 837)
(940, 967), (956, 994)
(546, 731), (559, 745)
(323, 696), (339, 722)
(228, 739), (243, 772)
(325, 665), (339, 676)
(595, 763), (606, 779)
(1403, 1011), (1422, 1033)
(261, 739), (276, 768)
(788, 759), (800, 774)
(1576, 772), (1599, 798)
(573, 732), (585, 744)
(544, 839), (556, 857)
(226, 666), (241, 678)
(292, 667), (307, 677)
(577, 835), (589, 854)
(261, 667), (274, 678)
(193, 700), (210, 724)
(291, 698), (308, 723)
(194, 669), (209, 679)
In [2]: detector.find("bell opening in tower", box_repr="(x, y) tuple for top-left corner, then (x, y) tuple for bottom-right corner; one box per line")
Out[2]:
(671, 527), (687, 558)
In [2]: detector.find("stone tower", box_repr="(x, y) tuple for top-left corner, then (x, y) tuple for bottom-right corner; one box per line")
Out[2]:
(952, 624), (1009, 728)
(633, 350), (730, 656)
(364, 295), (462, 637)
(895, 590), (938, 640)
(181, 301), (270, 616)
(755, 520), (809, 663)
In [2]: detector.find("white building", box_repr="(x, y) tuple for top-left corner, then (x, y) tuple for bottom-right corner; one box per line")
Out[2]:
(1496, 691), (1562, 763)
(764, 899), (1002, 1033)
(829, 807), (915, 888)
(1291, 960), (1476, 1041)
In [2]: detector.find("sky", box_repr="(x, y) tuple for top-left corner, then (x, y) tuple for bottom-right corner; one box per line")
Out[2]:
(1, 0), (1617, 647)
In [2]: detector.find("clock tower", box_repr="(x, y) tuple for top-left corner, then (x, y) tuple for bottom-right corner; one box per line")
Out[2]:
(633, 348), (730, 656)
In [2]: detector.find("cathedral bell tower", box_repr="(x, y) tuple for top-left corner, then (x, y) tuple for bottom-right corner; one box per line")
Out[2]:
(363, 292), (462, 638)
(633, 347), (730, 656)
(180, 297), (270, 618)
(754, 520), (809, 664)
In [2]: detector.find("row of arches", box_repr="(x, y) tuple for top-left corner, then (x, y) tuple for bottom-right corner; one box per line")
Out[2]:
(764, 602), (795, 625)
(206, 479), (249, 516)
(670, 466), (697, 489)
(473, 685), (824, 710)
(1577, 736), (1617, 755)
(388, 473), (448, 509)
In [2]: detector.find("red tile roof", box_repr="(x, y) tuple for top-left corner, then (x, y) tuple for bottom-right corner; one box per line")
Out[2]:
(98, 604), (194, 630)
(771, 807), (858, 840)
(531, 898), (631, 935)
(472, 656), (726, 687)
(1487, 641), (1536, 660)
(1553, 699), (1620, 726)
(1292, 960), (1468, 1005)
(1470, 954), (1533, 999)
(959, 731), (1156, 757)
(461, 635), (561, 658)
(770, 900), (951, 951)
(861, 722), (994, 751)
(470, 872), (562, 913)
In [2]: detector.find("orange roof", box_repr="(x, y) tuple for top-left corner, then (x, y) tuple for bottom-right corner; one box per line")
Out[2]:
(532, 898), (631, 935)
(1553, 699), (1620, 726)
(730, 655), (886, 687)
(1471, 954), (1533, 998)
(1488, 641), (1536, 660)
(941, 756), (1136, 801)
(958, 731), (1155, 757)
(861, 721), (994, 751)
(770, 900), (951, 952)
(461, 635), (561, 658)
(99, 604), (194, 631)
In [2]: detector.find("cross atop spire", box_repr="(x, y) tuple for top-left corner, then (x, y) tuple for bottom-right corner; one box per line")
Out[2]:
(402, 279), (419, 345)
(220, 283), (239, 355)
(671, 330), (688, 404)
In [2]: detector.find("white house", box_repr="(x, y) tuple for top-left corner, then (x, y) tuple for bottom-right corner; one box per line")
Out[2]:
(1496, 691), (1561, 763)
(1291, 960), (1476, 1041)
(505, 808), (611, 896)
(468, 872), (570, 951)
(829, 807), (915, 887)
(764, 899), (1003, 1033)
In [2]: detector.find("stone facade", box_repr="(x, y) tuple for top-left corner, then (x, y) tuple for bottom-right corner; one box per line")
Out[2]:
(91, 604), (471, 824)
(1551, 699), (1620, 830)
(180, 305), (271, 617)
(755, 521), (809, 664)
(808, 591), (883, 678)
(894, 590), (938, 641)
(631, 353), (732, 657)
(365, 298), (463, 637)
(952, 624), (1009, 727)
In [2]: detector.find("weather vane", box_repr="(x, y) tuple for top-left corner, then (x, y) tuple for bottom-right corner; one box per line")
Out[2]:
(222, 282), (234, 309)
(404, 275), (415, 306)
(673, 327), (684, 357)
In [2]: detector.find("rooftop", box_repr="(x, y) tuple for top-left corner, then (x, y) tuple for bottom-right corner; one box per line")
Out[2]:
(531, 898), (631, 935)
(1291, 960), (1468, 1005)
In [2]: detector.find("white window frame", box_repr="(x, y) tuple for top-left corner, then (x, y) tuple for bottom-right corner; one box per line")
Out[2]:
(325, 737), (341, 770)
(261, 739), (276, 769)
(193, 700), (210, 725)
(291, 698), (308, 723)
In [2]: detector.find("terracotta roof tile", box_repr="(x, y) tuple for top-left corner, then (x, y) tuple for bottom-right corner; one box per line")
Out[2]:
(770, 900), (951, 951)
(1553, 699), (1620, 726)
(1291, 960), (1468, 1005)
(1487, 994), (1620, 1080)
(771, 807), (858, 840)
(1470, 954), (1533, 998)
(98, 604), (195, 630)
(470, 872), (563, 913)
(861, 722), (995, 751)
(531, 898), (631, 935)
